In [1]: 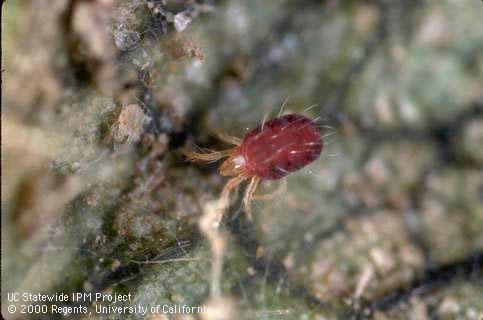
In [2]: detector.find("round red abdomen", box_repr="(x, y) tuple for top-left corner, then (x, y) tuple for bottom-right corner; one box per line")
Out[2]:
(240, 114), (323, 180)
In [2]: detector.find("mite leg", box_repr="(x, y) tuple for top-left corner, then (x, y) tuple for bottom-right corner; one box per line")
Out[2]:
(183, 148), (234, 163)
(243, 176), (261, 220)
(211, 130), (243, 146)
(253, 179), (287, 201)
(217, 175), (247, 222)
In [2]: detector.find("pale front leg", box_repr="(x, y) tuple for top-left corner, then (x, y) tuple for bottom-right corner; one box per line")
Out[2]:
(217, 175), (247, 222)
(183, 148), (234, 163)
(211, 130), (243, 146)
(243, 176), (261, 220)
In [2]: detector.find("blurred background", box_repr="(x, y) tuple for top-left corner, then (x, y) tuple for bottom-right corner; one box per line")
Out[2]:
(2, 0), (482, 319)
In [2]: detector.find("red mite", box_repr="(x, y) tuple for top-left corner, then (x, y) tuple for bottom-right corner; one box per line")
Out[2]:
(185, 113), (323, 219)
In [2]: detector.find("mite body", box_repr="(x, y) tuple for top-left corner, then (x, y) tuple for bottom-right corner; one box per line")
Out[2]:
(240, 114), (323, 180)
(186, 113), (323, 219)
